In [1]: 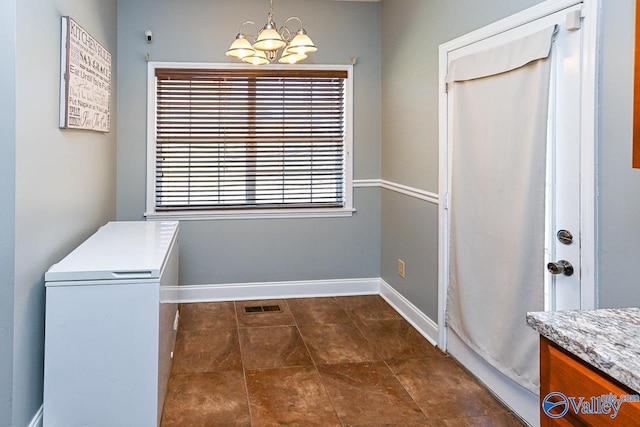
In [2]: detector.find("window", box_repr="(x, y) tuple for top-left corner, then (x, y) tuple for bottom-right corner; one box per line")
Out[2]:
(146, 63), (353, 220)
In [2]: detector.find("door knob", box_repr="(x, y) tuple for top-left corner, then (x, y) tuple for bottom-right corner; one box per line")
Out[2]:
(547, 260), (574, 276)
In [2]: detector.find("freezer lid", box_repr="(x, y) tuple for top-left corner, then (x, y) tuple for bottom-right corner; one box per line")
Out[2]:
(45, 221), (179, 283)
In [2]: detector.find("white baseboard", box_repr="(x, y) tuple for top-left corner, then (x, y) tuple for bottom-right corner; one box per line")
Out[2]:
(164, 277), (381, 303)
(379, 279), (439, 347)
(28, 405), (43, 427)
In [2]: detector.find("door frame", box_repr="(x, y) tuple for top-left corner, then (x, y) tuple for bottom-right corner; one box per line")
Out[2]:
(437, 0), (599, 422)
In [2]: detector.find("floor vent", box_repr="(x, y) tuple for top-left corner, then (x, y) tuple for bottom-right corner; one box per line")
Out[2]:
(244, 304), (281, 314)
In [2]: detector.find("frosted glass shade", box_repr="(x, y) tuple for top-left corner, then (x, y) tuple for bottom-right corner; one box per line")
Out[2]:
(279, 51), (307, 64)
(226, 35), (255, 59)
(242, 50), (269, 65)
(287, 32), (317, 55)
(254, 27), (286, 51)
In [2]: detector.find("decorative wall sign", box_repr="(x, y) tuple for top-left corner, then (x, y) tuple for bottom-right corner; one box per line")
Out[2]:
(59, 16), (111, 132)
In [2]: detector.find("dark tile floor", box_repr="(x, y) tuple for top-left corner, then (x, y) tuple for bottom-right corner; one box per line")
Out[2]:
(161, 295), (525, 426)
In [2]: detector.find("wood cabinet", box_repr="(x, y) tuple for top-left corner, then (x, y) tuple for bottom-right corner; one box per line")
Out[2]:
(634, 0), (640, 168)
(540, 337), (640, 426)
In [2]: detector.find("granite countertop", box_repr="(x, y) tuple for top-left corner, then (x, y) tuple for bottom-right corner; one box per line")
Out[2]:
(526, 308), (640, 393)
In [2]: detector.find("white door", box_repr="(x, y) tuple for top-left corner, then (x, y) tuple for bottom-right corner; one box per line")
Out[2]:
(544, 14), (582, 311)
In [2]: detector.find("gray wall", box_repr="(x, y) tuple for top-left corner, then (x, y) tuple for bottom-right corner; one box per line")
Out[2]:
(117, 0), (382, 285)
(597, 0), (640, 308)
(0, 1), (17, 425)
(3, 0), (118, 425)
(381, 190), (439, 319)
(179, 188), (381, 284)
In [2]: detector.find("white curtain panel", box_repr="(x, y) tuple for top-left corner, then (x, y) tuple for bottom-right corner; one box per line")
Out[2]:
(446, 26), (556, 393)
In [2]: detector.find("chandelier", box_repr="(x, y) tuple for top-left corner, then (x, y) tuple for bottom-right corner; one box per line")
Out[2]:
(226, 0), (317, 65)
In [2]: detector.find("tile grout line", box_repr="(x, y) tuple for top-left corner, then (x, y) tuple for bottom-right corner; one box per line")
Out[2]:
(357, 301), (520, 424)
(233, 301), (255, 426)
(382, 356), (432, 422)
(344, 301), (434, 424)
(340, 298), (509, 424)
(286, 298), (347, 427)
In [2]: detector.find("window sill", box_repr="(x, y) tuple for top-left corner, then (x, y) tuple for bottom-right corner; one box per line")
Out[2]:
(144, 208), (356, 221)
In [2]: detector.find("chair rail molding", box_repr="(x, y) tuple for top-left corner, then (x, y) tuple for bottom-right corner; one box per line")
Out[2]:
(353, 179), (439, 205)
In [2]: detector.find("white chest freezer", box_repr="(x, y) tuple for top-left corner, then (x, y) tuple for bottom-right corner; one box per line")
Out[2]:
(43, 221), (179, 427)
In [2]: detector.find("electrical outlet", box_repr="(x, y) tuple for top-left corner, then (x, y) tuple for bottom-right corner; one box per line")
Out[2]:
(398, 259), (406, 278)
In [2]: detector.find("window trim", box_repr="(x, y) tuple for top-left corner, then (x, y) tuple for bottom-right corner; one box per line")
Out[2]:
(145, 62), (354, 220)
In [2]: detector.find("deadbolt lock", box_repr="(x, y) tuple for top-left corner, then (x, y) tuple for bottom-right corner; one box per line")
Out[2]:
(557, 229), (574, 245)
(547, 260), (574, 277)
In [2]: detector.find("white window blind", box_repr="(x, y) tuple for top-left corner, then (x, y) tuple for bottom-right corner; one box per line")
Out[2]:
(153, 68), (348, 212)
